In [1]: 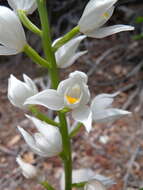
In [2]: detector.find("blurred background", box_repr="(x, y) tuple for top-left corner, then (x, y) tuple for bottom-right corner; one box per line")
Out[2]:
(0, 0), (143, 190)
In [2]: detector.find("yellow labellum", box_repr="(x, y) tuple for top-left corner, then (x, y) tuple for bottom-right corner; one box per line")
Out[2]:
(66, 95), (79, 104)
(103, 12), (109, 18)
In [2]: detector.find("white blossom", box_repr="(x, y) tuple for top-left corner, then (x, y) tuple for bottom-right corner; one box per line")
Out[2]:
(8, 74), (38, 109)
(0, 6), (26, 55)
(78, 0), (134, 38)
(7, 0), (37, 14)
(16, 156), (38, 179)
(60, 168), (115, 190)
(91, 92), (131, 123)
(25, 71), (92, 132)
(53, 35), (87, 68)
(18, 115), (62, 157)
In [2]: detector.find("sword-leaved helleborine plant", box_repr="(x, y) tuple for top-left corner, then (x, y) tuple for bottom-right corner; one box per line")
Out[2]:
(2, 0), (135, 189)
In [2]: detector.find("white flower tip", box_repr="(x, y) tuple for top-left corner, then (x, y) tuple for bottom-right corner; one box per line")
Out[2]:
(128, 26), (135, 31)
(77, 35), (87, 42)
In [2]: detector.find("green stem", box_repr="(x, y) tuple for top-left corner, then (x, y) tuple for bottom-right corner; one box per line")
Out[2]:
(23, 44), (50, 68)
(72, 182), (87, 188)
(36, 0), (59, 88)
(52, 26), (80, 52)
(40, 181), (56, 190)
(29, 106), (59, 127)
(70, 123), (82, 138)
(18, 10), (42, 36)
(58, 112), (72, 190)
(36, 1), (72, 190)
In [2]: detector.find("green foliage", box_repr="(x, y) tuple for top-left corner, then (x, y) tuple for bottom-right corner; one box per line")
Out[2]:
(133, 16), (143, 40)
(135, 16), (143, 24)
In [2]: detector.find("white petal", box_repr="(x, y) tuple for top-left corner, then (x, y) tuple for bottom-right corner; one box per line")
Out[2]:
(91, 92), (119, 112)
(79, 0), (117, 32)
(60, 168), (95, 190)
(26, 115), (62, 149)
(84, 179), (106, 190)
(0, 6), (26, 52)
(0, 45), (18, 55)
(18, 126), (47, 156)
(55, 35), (86, 68)
(23, 74), (38, 94)
(24, 89), (64, 110)
(18, 127), (36, 150)
(92, 108), (131, 123)
(16, 156), (38, 179)
(69, 71), (88, 84)
(8, 74), (36, 108)
(86, 25), (135, 38)
(72, 105), (92, 132)
(57, 50), (87, 68)
(57, 78), (72, 96)
(8, 0), (37, 14)
(79, 84), (90, 105)
(57, 71), (88, 96)
(93, 174), (115, 187)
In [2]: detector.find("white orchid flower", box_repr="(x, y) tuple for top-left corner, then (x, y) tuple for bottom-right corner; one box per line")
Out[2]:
(16, 156), (38, 179)
(78, 0), (134, 38)
(18, 115), (62, 157)
(91, 92), (131, 123)
(7, 0), (37, 14)
(25, 71), (92, 132)
(60, 168), (115, 190)
(8, 74), (38, 109)
(0, 6), (27, 55)
(53, 35), (87, 68)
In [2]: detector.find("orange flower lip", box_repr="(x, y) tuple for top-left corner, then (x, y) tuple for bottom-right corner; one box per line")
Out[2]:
(66, 95), (79, 104)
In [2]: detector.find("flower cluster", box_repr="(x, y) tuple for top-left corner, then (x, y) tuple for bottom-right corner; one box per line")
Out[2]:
(1, 0), (135, 189)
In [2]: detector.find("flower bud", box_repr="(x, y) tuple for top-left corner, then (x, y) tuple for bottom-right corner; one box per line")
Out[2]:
(8, 74), (38, 109)
(0, 6), (27, 55)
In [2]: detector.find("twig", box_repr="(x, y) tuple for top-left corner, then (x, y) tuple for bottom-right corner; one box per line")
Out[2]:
(122, 86), (140, 110)
(0, 144), (17, 156)
(87, 45), (123, 76)
(123, 145), (140, 190)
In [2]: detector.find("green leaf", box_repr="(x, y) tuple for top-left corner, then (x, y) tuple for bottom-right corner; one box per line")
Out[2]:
(135, 16), (143, 24)
(133, 34), (143, 40)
